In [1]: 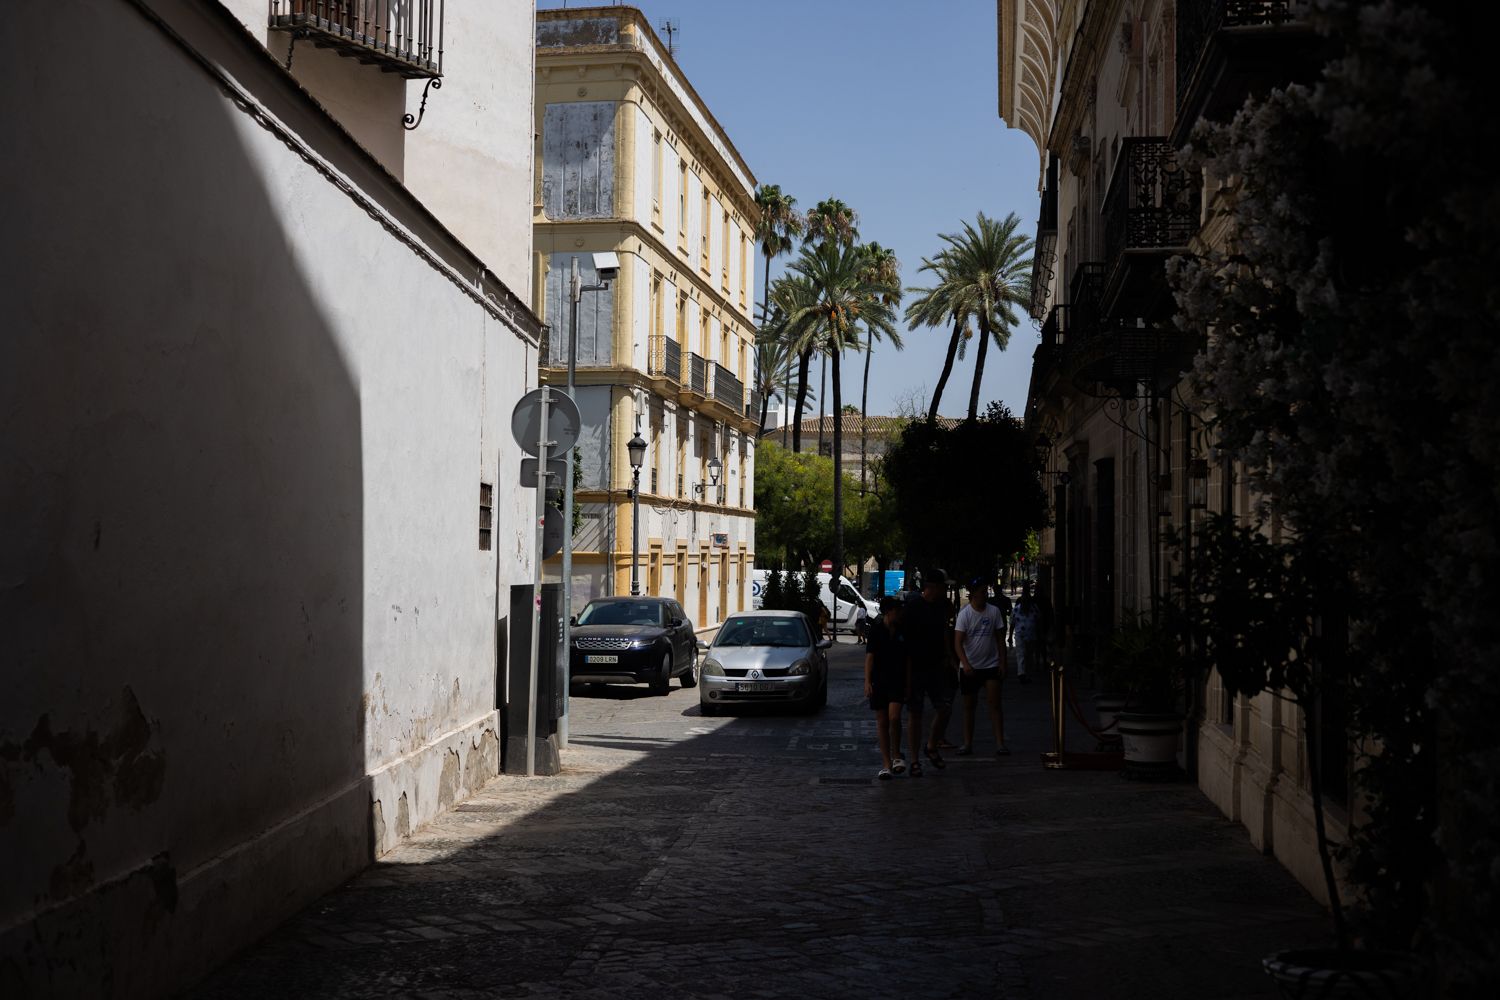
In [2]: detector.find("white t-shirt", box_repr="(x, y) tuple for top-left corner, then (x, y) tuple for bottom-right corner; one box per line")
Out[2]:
(955, 602), (1005, 672)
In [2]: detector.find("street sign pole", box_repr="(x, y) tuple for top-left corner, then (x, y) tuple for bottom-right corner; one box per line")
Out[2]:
(560, 257), (581, 748)
(526, 386), (551, 778)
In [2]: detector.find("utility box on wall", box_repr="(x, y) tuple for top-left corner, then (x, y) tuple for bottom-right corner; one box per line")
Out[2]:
(503, 582), (564, 774)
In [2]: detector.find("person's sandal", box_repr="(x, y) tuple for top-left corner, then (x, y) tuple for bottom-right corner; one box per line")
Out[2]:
(909, 761), (924, 777)
(878, 768), (893, 781)
(891, 757), (906, 774)
(924, 747), (947, 769)
(996, 745), (1011, 757)
(954, 745), (973, 756)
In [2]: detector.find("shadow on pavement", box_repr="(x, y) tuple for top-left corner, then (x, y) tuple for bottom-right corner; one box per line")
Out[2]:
(190, 639), (1331, 1000)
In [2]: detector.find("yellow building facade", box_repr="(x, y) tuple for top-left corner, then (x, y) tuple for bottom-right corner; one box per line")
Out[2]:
(998, 0), (1335, 903)
(534, 7), (760, 627)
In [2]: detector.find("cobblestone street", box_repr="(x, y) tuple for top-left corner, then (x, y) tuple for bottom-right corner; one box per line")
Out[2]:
(193, 641), (1329, 999)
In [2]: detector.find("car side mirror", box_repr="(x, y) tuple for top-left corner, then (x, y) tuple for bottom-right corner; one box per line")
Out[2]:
(670, 617), (684, 628)
(816, 638), (833, 650)
(696, 640), (710, 652)
(569, 615), (577, 627)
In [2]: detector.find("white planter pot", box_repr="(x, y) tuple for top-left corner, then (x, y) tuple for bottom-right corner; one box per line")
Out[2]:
(1117, 712), (1182, 770)
(1092, 693), (1128, 735)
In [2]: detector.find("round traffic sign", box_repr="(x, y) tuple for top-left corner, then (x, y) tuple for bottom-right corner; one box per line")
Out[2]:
(511, 387), (581, 457)
(819, 559), (833, 573)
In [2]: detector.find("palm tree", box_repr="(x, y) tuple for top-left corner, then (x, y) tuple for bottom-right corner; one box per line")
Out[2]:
(803, 198), (860, 249)
(752, 323), (794, 436)
(904, 250), (976, 424)
(754, 185), (803, 438)
(763, 275), (821, 452)
(856, 242), (903, 489)
(933, 212), (1033, 421)
(786, 241), (899, 590)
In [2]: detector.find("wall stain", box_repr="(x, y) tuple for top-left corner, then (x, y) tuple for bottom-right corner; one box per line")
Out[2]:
(437, 748), (461, 810)
(395, 791), (410, 840)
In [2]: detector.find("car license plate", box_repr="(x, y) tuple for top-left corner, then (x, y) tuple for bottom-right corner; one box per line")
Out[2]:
(584, 655), (618, 664)
(735, 682), (777, 692)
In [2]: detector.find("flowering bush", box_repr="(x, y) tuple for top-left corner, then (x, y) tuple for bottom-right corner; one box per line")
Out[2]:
(1167, 1), (1500, 987)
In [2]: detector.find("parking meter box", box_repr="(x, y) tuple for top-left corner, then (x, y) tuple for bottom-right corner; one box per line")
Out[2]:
(502, 583), (563, 775)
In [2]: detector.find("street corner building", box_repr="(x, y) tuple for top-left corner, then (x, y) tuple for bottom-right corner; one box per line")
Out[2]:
(0, 1), (543, 994)
(998, 0), (1334, 903)
(533, 6), (760, 629)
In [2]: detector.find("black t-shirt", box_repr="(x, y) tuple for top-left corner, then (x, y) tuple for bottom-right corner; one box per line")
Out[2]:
(866, 618), (907, 685)
(902, 596), (952, 665)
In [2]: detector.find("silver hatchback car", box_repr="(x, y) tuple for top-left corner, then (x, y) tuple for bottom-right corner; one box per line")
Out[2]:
(699, 610), (831, 715)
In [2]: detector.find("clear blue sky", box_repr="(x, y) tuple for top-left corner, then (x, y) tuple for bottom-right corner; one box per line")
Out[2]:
(543, 0), (1044, 420)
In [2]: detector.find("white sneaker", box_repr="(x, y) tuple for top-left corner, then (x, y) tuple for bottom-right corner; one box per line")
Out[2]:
(891, 757), (906, 774)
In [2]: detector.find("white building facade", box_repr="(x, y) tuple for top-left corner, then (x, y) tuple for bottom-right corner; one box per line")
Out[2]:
(1, 1), (540, 994)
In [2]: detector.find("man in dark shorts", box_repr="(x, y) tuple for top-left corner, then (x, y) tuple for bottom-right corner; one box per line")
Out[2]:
(864, 596), (908, 780)
(903, 568), (957, 771)
(955, 577), (1009, 756)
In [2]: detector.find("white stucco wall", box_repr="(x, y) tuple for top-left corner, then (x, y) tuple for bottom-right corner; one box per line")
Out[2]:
(0, 1), (537, 993)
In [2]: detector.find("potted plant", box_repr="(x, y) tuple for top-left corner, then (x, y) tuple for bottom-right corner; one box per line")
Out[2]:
(1105, 614), (1186, 777)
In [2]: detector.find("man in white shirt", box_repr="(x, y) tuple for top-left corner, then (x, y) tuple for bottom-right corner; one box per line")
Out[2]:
(953, 577), (1009, 756)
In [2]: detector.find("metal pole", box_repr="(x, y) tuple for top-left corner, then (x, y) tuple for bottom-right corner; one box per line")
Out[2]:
(630, 466), (642, 595)
(526, 386), (551, 778)
(560, 257), (581, 748)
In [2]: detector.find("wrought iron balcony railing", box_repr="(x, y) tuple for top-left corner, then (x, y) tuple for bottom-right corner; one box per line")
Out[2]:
(688, 353), (708, 396)
(269, 2), (444, 79)
(746, 388), (762, 422)
(648, 335), (682, 384)
(1103, 138), (1199, 263)
(1175, 1), (1316, 141)
(711, 363), (743, 411)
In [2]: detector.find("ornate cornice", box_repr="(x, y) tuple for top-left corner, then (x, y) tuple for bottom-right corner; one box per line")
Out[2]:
(998, 0), (1062, 179)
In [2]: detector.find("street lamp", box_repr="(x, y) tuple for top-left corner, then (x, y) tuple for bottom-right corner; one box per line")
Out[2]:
(627, 430), (647, 596)
(1156, 472), (1173, 518)
(693, 456), (723, 503)
(1188, 458), (1209, 511)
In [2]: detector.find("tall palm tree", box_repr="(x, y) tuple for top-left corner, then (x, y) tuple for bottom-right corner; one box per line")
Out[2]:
(934, 212), (1033, 421)
(786, 241), (899, 589)
(763, 274), (821, 452)
(754, 185), (804, 439)
(803, 198), (860, 250)
(857, 242), (903, 489)
(904, 250), (976, 424)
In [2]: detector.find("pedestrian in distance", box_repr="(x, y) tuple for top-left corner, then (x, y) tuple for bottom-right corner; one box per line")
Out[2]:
(1012, 581), (1042, 685)
(954, 577), (1010, 756)
(864, 596), (909, 780)
(903, 568), (958, 771)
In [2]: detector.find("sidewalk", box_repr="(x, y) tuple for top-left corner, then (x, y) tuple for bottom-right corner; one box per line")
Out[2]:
(192, 641), (1329, 999)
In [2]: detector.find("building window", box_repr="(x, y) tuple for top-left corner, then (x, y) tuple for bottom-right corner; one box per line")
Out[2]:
(701, 187), (711, 274)
(678, 160), (688, 249)
(740, 231), (749, 305)
(478, 482), (493, 550)
(722, 211), (731, 290)
(651, 129), (663, 228)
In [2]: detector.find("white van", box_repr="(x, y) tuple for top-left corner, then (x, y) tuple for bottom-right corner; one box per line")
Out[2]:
(751, 569), (878, 629)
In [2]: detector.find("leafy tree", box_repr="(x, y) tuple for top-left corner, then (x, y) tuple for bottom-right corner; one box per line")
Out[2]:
(882, 402), (1045, 583)
(761, 567), (785, 611)
(1166, 2), (1499, 983)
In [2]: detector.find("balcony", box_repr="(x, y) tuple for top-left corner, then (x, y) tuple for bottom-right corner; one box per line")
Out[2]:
(710, 363), (743, 413)
(687, 353), (708, 397)
(1029, 157), (1060, 321)
(648, 335), (682, 385)
(1174, 1), (1321, 145)
(1100, 138), (1199, 319)
(746, 388), (762, 423)
(269, 2), (444, 78)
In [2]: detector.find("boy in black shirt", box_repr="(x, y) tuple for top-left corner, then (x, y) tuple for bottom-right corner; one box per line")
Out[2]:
(864, 596), (909, 780)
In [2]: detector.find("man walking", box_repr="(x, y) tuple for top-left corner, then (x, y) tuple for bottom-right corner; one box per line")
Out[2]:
(864, 596), (908, 780)
(1011, 581), (1043, 685)
(955, 577), (1009, 756)
(904, 568), (957, 771)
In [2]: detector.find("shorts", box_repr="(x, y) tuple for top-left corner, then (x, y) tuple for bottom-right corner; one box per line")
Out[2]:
(869, 671), (904, 711)
(960, 666), (1002, 696)
(907, 662), (954, 711)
